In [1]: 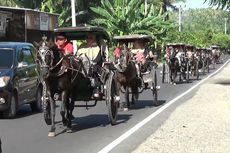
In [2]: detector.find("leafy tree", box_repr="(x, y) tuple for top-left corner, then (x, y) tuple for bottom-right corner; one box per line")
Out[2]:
(205, 0), (230, 9)
(170, 8), (229, 34)
(2, 0), (43, 9)
(90, 0), (173, 37)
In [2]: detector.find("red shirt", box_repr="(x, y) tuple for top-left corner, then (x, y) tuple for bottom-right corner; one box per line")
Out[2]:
(114, 47), (121, 58)
(59, 42), (74, 55)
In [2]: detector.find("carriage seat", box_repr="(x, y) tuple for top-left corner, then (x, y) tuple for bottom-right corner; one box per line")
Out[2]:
(77, 43), (100, 60)
(76, 42), (108, 98)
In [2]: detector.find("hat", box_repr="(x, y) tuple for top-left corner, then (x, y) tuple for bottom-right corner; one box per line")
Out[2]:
(56, 32), (67, 39)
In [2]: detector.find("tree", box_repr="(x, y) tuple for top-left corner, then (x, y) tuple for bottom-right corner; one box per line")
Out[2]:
(167, 8), (230, 49)
(5, 0), (43, 9)
(169, 8), (229, 34)
(205, 0), (230, 9)
(90, 0), (173, 37)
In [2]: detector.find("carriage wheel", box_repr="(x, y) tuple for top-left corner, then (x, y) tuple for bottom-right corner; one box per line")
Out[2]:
(106, 72), (118, 125)
(202, 61), (205, 75)
(162, 63), (165, 83)
(186, 62), (190, 83)
(207, 59), (210, 73)
(152, 68), (158, 106)
(124, 87), (130, 108)
(43, 98), (51, 125)
(196, 61), (199, 80)
(212, 59), (216, 69)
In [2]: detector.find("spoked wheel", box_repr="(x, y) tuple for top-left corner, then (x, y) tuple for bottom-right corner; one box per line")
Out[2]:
(196, 61), (199, 80)
(43, 98), (51, 125)
(207, 59), (210, 73)
(125, 87), (130, 108)
(202, 60), (205, 75)
(212, 59), (216, 69)
(186, 62), (190, 83)
(151, 67), (158, 106)
(106, 72), (118, 125)
(162, 62), (170, 83)
(162, 63), (165, 83)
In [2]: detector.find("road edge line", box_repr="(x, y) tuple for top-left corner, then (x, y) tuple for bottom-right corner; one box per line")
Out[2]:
(98, 59), (230, 153)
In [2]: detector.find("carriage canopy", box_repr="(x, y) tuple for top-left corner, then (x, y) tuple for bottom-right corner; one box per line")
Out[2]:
(54, 25), (110, 41)
(113, 34), (153, 42)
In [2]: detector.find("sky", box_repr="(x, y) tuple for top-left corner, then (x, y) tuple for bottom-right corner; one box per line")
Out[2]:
(175, 0), (211, 10)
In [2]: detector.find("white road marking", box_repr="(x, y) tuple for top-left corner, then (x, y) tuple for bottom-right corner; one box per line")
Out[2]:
(98, 59), (230, 153)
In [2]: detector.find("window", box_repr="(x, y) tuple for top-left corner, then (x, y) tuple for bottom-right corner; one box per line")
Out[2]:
(18, 48), (35, 66)
(0, 49), (13, 68)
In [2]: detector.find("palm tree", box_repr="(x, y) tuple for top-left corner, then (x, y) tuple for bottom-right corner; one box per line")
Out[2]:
(204, 0), (230, 9)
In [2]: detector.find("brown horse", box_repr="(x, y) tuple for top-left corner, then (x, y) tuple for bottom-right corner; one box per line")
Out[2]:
(114, 45), (140, 110)
(35, 39), (84, 137)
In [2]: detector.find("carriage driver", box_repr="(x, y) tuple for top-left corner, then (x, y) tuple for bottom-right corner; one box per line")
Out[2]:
(55, 32), (74, 55)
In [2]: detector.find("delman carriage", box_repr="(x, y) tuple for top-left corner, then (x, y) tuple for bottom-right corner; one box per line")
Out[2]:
(113, 34), (159, 108)
(162, 43), (189, 85)
(36, 25), (119, 136)
(185, 44), (200, 80)
(196, 47), (210, 74)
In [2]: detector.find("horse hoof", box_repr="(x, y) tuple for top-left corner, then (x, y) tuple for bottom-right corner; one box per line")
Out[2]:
(71, 115), (75, 120)
(48, 132), (55, 137)
(66, 128), (73, 133)
(62, 119), (68, 127)
(173, 83), (176, 85)
(123, 108), (129, 111)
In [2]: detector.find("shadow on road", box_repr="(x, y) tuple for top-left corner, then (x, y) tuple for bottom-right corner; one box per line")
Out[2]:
(130, 100), (166, 110)
(57, 114), (133, 134)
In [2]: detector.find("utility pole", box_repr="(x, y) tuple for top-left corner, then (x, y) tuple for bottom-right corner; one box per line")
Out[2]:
(144, 0), (147, 16)
(71, 0), (77, 54)
(179, 5), (182, 32)
(71, 0), (76, 27)
(224, 18), (228, 34)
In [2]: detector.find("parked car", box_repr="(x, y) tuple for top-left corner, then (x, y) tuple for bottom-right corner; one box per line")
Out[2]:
(0, 42), (42, 118)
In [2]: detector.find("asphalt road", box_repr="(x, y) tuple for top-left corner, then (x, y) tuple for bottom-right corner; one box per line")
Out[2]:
(1, 55), (230, 153)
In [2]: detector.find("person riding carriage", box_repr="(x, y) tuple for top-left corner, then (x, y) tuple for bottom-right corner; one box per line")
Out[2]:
(55, 32), (74, 55)
(113, 35), (157, 74)
(210, 45), (222, 64)
(165, 43), (186, 67)
(36, 25), (119, 136)
(113, 34), (159, 108)
(163, 43), (188, 84)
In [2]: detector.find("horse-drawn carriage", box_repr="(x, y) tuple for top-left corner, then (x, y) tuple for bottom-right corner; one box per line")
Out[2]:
(196, 48), (210, 74)
(113, 34), (159, 108)
(185, 44), (200, 80)
(210, 45), (223, 65)
(162, 43), (189, 85)
(36, 25), (119, 136)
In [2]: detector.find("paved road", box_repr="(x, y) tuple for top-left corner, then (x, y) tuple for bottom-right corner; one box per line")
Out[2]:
(1, 55), (230, 153)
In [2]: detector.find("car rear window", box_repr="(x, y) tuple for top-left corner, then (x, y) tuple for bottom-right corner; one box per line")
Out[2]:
(0, 49), (14, 68)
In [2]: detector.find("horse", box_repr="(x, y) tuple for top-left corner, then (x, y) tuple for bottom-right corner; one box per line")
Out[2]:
(168, 49), (187, 85)
(212, 49), (221, 64)
(114, 45), (140, 110)
(35, 39), (83, 137)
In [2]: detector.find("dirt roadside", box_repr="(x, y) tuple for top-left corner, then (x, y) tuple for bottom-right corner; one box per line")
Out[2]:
(133, 63), (230, 153)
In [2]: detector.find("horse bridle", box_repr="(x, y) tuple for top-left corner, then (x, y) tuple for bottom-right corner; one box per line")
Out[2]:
(37, 42), (55, 69)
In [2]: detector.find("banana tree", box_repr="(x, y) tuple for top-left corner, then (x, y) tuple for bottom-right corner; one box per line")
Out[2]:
(90, 0), (173, 37)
